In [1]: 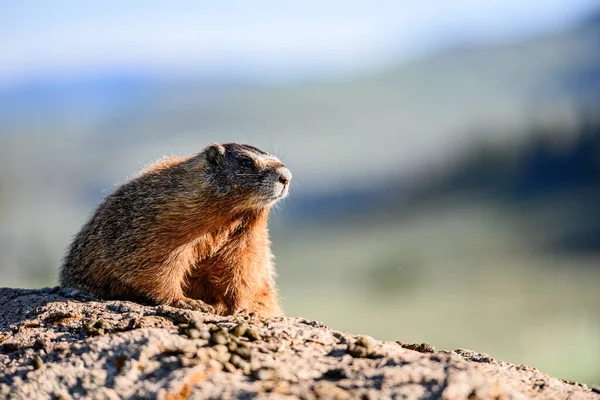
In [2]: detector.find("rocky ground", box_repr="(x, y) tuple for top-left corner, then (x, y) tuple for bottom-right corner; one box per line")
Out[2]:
(0, 288), (598, 399)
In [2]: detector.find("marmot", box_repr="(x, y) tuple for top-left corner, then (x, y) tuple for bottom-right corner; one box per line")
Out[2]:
(60, 143), (292, 317)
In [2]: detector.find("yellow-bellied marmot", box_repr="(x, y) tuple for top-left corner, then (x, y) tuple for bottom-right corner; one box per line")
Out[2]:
(60, 143), (292, 317)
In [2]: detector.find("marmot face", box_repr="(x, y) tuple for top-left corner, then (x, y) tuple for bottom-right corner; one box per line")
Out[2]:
(204, 143), (292, 209)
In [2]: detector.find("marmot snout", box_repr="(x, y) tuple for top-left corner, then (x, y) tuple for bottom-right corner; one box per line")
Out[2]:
(60, 143), (292, 317)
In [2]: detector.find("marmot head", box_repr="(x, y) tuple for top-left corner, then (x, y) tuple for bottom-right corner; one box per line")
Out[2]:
(201, 143), (292, 209)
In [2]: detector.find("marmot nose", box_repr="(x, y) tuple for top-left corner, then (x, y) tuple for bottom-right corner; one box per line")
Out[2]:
(277, 167), (292, 185)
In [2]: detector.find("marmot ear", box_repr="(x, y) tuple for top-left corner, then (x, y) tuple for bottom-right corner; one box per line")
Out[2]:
(205, 144), (225, 165)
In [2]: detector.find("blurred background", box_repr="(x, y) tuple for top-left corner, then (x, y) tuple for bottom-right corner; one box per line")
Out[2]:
(1, 0), (599, 385)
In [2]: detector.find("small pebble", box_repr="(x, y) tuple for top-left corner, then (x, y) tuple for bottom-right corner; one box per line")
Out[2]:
(211, 346), (230, 363)
(187, 329), (201, 339)
(191, 320), (204, 331)
(31, 355), (43, 370)
(230, 335), (248, 345)
(348, 345), (370, 358)
(253, 367), (275, 381)
(227, 342), (238, 352)
(213, 344), (229, 355)
(234, 347), (252, 361)
(230, 354), (250, 373)
(198, 330), (211, 340)
(245, 328), (261, 341)
(211, 333), (228, 345)
(230, 322), (249, 337)
(355, 335), (374, 350)
(224, 362), (236, 373)
(347, 336), (375, 358)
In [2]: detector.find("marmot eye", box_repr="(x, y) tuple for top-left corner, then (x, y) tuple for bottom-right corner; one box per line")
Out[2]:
(240, 158), (254, 168)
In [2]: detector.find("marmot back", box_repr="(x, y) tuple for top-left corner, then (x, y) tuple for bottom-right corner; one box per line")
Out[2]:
(60, 143), (292, 317)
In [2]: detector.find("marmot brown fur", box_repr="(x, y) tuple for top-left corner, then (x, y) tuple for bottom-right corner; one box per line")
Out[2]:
(60, 143), (292, 317)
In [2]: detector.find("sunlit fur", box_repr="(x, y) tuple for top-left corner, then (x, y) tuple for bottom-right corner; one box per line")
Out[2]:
(60, 143), (291, 317)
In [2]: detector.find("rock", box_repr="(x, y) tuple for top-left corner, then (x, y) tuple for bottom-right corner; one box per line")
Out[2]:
(0, 287), (596, 399)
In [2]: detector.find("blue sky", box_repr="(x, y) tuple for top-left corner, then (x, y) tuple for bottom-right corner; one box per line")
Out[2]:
(0, 0), (598, 88)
